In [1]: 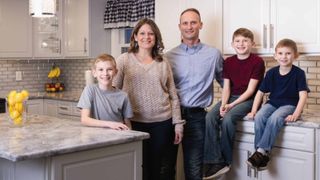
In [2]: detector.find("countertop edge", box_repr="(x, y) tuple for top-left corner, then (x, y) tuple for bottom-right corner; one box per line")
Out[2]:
(5, 133), (149, 162)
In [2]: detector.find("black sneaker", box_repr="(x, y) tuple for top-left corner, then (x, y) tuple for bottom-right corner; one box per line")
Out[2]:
(246, 151), (270, 171)
(203, 163), (230, 179)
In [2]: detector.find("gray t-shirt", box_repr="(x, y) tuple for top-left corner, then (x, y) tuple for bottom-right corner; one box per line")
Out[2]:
(77, 84), (133, 122)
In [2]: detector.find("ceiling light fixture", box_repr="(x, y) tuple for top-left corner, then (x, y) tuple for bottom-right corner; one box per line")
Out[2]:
(29, 0), (56, 18)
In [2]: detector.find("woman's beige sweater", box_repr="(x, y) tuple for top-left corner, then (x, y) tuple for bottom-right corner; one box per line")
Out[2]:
(113, 53), (184, 129)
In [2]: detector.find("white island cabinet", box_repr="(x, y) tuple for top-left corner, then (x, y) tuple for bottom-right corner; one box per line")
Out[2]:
(221, 121), (315, 180)
(0, 114), (148, 180)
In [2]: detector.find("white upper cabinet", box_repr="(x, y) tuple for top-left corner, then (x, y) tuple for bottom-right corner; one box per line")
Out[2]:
(270, 0), (320, 54)
(32, 0), (63, 58)
(1, 0), (108, 59)
(155, 0), (184, 52)
(155, 0), (223, 52)
(64, 0), (108, 58)
(0, 0), (32, 58)
(223, 0), (320, 55)
(63, 0), (88, 57)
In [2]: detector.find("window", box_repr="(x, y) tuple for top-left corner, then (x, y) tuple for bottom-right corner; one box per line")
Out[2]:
(111, 28), (133, 57)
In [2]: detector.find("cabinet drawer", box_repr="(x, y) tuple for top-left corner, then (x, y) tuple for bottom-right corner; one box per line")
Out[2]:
(72, 106), (81, 117)
(276, 126), (315, 152)
(236, 121), (315, 152)
(57, 103), (72, 115)
(57, 101), (80, 120)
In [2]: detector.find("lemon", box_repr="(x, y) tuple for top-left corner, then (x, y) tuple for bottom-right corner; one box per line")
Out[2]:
(15, 103), (24, 113)
(15, 93), (24, 103)
(13, 116), (23, 125)
(8, 90), (17, 99)
(10, 110), (20, 119)
(21, 90), (29, 100)
(8, 105), (14, 113)
(7, 96), (16, 106)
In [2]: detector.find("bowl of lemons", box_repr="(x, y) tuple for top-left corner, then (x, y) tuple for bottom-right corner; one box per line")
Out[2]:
(7, 90), (29, 127)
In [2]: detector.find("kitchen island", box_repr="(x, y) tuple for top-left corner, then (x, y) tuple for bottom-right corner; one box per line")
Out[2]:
(219, 110), (320, 180)
(0, 113), (149, 180)
(174, 111), (320, 180)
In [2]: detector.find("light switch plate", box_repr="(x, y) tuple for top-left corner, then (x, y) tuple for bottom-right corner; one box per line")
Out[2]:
(16, 71), (22, 81)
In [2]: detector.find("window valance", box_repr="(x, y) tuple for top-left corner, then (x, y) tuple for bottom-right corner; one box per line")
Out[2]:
(104, 0), (155, 29)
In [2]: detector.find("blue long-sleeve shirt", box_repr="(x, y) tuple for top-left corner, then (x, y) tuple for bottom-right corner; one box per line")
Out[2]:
(165, 42), (224, 108)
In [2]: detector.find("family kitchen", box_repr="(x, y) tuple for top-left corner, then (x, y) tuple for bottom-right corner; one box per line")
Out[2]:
(1, 0), (320, 180)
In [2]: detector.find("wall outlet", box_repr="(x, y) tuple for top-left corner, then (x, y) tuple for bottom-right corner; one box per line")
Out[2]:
(16, 71), (22, 81)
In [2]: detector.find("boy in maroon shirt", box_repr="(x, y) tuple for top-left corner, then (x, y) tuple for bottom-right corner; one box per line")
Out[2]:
(203, 28), (265, 179)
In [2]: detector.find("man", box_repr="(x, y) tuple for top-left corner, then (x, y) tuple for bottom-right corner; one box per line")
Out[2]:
(165, 8), (224, 180)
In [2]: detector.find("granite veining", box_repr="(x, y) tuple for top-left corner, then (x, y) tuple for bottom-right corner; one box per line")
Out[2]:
(0, 113), (149, 162)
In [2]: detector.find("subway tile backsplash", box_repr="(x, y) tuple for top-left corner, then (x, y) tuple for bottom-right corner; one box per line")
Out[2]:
(1, 55), (320, 111)
(0, 58), (92, 96)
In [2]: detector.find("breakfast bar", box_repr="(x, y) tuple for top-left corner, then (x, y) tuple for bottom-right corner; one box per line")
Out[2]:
(0, 114), (149, 180)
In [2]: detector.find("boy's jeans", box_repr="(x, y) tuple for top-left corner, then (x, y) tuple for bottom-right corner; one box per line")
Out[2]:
(254, 103), (296, 151)
(204, 96), (253, 165)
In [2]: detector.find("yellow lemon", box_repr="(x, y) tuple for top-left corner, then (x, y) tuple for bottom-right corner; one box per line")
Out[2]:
(15, 103), (24, 113)
(15, 93), (24, 103)
(21, 90), (29, 100)
(8, 90), (17, 99)
(13, 116), (23, 125)
(7, 96), (16, 106)
(8, 105), (14, 113)
(10, 110), (20, 119)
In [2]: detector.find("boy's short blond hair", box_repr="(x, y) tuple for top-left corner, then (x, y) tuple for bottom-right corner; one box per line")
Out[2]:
(92, 54), (116, 69)
(232, 28), (254, 42)
(275, 39), (299, 58)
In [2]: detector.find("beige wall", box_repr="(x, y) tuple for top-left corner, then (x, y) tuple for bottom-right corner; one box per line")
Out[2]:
(213, 55), (320, 111)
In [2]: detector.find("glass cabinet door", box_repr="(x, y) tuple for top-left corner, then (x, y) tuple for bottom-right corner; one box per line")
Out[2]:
(32, 0), (62, 58)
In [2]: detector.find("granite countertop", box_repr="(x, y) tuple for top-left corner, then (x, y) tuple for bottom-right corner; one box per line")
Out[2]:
(28, 91), (82, 102)
(0, 113), (149, 162)
(20, 91), (320, 127)
(243, 109), (320, 129)
(290, 110), (320, 128)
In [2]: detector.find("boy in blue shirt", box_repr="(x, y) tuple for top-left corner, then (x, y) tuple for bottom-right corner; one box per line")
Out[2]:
(246, 39), (309, 170)
(77, 54), (133, 130)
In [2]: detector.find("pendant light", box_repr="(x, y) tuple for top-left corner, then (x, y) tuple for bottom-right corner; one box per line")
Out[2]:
(29, 0), (56, 18)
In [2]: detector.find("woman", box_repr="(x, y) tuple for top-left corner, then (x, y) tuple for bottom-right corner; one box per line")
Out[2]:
(113, 18), (184, 180)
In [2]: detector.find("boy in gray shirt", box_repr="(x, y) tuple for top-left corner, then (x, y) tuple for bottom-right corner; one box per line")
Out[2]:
(77, 54), (133, 130)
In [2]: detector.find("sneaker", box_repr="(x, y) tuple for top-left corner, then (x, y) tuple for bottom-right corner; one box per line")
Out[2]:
(203, 163), (230, 179)
(246, 151), (270, 171)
